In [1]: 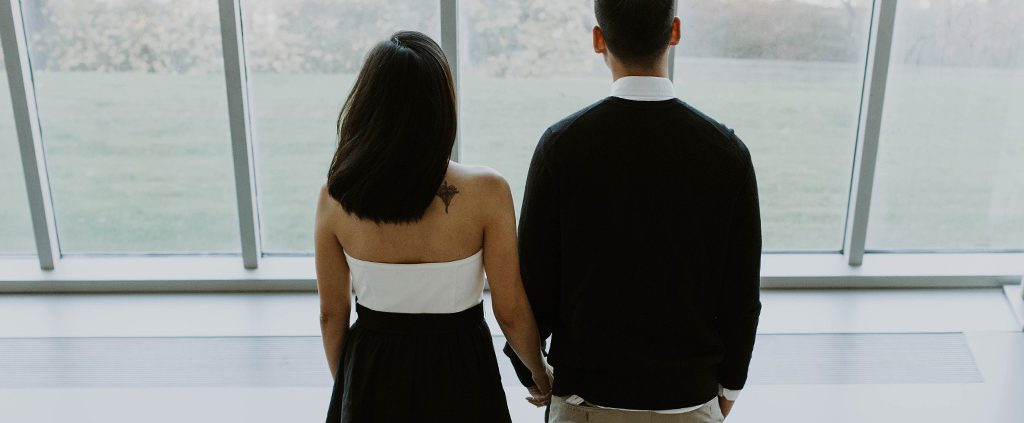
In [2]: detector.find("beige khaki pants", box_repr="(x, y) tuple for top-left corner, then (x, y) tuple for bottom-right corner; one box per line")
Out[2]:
(548, 395), (725, 423)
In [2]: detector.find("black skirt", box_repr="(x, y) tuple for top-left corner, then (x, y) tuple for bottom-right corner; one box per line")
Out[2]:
(325, 301), (512, 422)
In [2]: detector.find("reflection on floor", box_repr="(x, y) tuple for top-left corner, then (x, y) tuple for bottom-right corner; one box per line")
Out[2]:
(0, 289), (1021, 422)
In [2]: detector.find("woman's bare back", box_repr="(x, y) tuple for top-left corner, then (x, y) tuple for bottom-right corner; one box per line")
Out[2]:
(323, 161), (506, 264)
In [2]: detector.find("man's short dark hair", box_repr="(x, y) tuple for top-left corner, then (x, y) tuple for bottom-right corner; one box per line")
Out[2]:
(594, 0), (675, 67)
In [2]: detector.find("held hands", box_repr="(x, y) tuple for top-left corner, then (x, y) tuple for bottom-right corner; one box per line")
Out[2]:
(525, 363), (554, 407)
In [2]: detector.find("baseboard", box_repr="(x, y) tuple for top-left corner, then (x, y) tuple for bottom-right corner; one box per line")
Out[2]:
(1004, 283), (1024, 331)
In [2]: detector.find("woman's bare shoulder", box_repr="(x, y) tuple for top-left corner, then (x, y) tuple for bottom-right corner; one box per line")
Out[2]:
(445, 162), (514, 224)
(317, 184), (341, 212)
(446, 162), (511, 194)
(316, 184), (353, 229)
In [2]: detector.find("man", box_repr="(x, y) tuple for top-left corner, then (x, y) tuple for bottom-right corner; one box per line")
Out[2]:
(503, 1), (762, 421)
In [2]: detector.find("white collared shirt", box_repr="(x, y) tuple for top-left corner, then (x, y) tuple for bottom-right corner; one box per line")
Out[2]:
(609, 76), (677, 101)
(563, 76), (742, 415)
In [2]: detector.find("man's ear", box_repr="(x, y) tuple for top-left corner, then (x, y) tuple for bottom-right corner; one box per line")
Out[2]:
(669, 17), (681, 46)
(593, 26), (606, 54)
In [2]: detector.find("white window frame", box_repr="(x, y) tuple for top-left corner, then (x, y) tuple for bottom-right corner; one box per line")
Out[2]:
(2, 0), (1023, 294)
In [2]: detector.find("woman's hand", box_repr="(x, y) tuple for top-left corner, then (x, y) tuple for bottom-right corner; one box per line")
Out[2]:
(525, 364), (553, 407)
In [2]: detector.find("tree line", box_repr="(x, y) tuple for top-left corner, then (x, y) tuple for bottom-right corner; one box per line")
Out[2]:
(22, 0), (1023, 75)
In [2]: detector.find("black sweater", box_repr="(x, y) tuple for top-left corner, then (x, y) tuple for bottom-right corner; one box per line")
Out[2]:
(503, 96), (762, 410)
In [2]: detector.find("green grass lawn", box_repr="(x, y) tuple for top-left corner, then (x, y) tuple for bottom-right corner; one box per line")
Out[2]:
(1, 58), (1022, 255)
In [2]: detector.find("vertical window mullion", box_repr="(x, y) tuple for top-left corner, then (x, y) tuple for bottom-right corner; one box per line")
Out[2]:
(0, 0), (59, 269)
(669, 0), (678, 81)
(218, 0), (261, 269)
(844, 0), (898, 266)
(440, 0), (461, 162)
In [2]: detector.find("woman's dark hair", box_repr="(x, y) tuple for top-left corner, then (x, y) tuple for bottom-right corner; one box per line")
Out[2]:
(595, 0), (675, 67)
(326, 31), (457, 224)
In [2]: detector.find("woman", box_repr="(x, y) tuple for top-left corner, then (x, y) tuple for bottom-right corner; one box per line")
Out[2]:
(315, 31), (551, 422)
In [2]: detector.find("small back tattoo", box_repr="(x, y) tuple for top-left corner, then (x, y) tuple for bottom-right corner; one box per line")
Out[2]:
(437, 181), (459, 214)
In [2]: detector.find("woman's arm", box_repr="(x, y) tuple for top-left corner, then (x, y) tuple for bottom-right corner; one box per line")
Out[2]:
(480, 173), (551, 397)
(315, 185), (352, 379)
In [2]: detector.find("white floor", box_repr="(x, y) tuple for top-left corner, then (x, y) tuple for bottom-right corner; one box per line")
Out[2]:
(0, 288), (1021, 422)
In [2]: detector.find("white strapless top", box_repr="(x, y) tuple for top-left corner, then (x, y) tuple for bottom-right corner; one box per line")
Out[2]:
(344, 250), (485, 314)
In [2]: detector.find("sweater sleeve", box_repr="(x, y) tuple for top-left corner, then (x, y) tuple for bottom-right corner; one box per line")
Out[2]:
(717, 141), (763, 391)
(503, 129), (561, 387)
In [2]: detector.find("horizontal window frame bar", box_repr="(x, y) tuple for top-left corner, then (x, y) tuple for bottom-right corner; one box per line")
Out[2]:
(17, 245), (1020, 259)
(865, 249), (1024, 255)
(0, 253), (1020, 293)
(5, 244), (1015, 263)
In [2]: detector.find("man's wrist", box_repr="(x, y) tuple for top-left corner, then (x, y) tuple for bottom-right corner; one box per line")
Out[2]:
(717, 384), (741, 401)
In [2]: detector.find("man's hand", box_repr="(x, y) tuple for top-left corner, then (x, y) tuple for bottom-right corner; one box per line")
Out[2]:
(718, 396), (735, 419)
(525, 364), (554, 407)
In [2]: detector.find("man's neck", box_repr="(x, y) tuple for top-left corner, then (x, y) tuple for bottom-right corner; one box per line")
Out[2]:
(610, 64), (670, 81)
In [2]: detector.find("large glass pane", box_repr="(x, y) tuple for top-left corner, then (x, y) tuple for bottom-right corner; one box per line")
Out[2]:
(674, 0), (872, 251)
(23, 0), (239, 253)
(867, 0), (1024, 251)
(243, 0), (440, 253)
(460, 0), (607, 213)
(0, 55), (36, 255)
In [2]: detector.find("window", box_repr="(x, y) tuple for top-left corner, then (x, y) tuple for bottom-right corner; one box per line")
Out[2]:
(460, 0), (607, 213)
(22, 0), (240, 254)
(866, 0), (1024, 251)
(0, 56), (36, 255)
(0, 0), (1018, 286)
(864, 0), (1024, 250)
(242, 0), (441, 253)
(674, 0), (873, 251)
